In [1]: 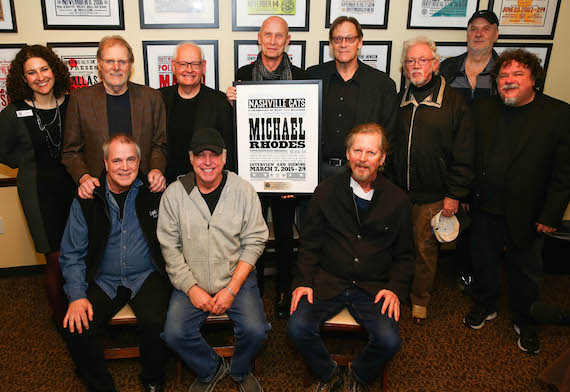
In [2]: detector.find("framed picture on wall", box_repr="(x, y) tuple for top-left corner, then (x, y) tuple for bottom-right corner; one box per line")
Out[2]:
(407, 0), (479, 29)
(232, 0), (310, 31)
(48, 42), (100, 91)
(489, 0), (561, 39)
(139, 0), (219, 29)
(0, 0), (17, 32)
(325, 0), (389, 29)
(434, 41), (553, 90)
(142, 40), (219, 91)
(234, 40), (306, 72)
(319, 41), (392, 74)
(0, 44), (24, 112)
(41, 0), (124, 30)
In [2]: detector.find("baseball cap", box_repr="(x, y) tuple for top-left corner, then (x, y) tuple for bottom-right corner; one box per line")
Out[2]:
(431, 210), (460, 243)
(190, 128), (225, 155)
(468, 10), (499, 26)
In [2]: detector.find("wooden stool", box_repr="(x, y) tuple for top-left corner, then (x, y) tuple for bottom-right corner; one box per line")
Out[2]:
(303, 308), (388, 391)
(103, 304), (140, 359)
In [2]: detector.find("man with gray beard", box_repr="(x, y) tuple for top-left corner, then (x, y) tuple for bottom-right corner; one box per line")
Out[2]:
(463, 49), (570, 355)
(388, 36), (474, 325)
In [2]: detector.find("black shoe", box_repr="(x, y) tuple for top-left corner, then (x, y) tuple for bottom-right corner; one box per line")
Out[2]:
(275, 293), (291, 319)
(308, 366), (343, 392)
(463, 305), (497, 329)
(457, 274), (474, 296)
(345, 364), (366, 392)
(514, 325), (540, 354)
(145, 384), (163, 392)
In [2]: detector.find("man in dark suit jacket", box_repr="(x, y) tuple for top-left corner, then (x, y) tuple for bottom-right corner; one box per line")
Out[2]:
(307, 16), (398, 180)
(62, 35), (167, 199)
(464, 49), (570, 355)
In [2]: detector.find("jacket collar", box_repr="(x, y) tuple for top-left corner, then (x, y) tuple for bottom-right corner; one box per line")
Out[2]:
(93, 170), (147, 200)
(400, 75), (446, 108)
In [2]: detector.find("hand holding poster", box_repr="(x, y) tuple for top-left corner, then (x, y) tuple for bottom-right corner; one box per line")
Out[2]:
(235, 80), (322, 194)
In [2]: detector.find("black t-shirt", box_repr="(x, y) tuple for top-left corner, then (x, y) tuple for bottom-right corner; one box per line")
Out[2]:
(166, 90), (199, 183)
(106, 90), (132, 136)
(199, 172), (228, 215)
(110, 188), (130, 219)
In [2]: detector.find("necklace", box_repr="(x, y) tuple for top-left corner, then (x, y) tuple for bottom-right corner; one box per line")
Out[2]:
(32, 97), (62, 159)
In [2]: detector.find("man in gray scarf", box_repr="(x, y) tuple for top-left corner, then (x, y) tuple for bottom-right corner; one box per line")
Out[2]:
(226, 15), (308, 319)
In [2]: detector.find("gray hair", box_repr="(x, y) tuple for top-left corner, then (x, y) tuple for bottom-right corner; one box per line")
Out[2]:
(102, 134), (141, 160)
(173, 42), (204, 61)
(401, 36), (440, 77)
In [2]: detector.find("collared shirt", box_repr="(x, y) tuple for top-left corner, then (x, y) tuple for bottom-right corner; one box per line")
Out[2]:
(60, 178), (156, 302)
(324, 67), (360, 160)
(449, 56), (495, 103)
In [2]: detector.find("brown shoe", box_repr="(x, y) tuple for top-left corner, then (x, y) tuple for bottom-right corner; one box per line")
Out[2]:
(308, 366), (343, 392)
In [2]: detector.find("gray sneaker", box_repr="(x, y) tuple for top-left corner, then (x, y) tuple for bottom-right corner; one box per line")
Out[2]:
(237, 372), (264, 392)
(189, 357), (229, 392)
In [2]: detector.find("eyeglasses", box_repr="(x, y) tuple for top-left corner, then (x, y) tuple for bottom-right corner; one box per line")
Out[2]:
(173, 60), (203, 70)
(404, 58), (434, 66)
(101, 59), (130, 67)
(331, 35), (359, 45)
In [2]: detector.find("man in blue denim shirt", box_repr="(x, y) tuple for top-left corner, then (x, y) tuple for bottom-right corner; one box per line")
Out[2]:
(59, 134), (171, 392)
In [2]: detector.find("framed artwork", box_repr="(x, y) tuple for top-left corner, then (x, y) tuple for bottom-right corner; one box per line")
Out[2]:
(0, 44), (24, 112)
(407, 0), (480, 29)
(41, 0), (124, 30)
(232, 0), (310, 31)
(234, 80), (322, 195)
(325, 0), (389, 29)
(0, 0), (17, 32)
(234, 40), (306, 72)
(139, 0), (219, 29)
(142, 40), (219, 91)
(489, 0), (561, 39)
(48, 42), (100, 91)
(319, 40), (392, 74)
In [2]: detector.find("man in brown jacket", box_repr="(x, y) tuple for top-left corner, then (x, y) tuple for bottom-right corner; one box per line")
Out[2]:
(62, 35), (167, 199)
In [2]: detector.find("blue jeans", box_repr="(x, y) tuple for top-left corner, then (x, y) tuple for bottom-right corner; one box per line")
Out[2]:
(162, 274), (270, 382)
(288, 287), (400, 384)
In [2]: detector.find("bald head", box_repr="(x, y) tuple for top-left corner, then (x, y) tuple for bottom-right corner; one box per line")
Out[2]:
(173, 42), (203, 62)
(258, 16), (291, 62)
(260, 16), (289, 36)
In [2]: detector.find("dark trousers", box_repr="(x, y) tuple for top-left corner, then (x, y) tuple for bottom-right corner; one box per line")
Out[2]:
(471, 210), (543, 327)
(63, 271), (171, 392)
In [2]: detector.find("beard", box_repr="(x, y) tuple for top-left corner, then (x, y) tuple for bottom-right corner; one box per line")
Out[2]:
(501, 83), (519, 106)
(409, 70), (428, 87)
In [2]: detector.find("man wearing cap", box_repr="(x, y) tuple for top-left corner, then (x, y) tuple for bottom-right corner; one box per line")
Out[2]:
(158, 128), (270, 392)
(439, 10), (500, 294)
(463, 49), (570, 355)
(388, 36), (474, 324)
(161, 42), (234, 184)
(288, 123), (414, 391)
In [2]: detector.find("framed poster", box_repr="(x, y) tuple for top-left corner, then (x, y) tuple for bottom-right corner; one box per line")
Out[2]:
(407, 0), (480, 29)
(489, 0), (561, 39)
(232, 0), (310, 31)
(0, 0), (17, 32)
(41, 0), (125, 30)
(142, 40), (219, 91)
(326, 0), (389, 28)
(319, 41), (392, 74)
(234, 80), (322, 194)
(234, 40), (306, 71)
(48, 42), (100, 91)
(139, 0), (219, 29)
(0, 44), (24, 111)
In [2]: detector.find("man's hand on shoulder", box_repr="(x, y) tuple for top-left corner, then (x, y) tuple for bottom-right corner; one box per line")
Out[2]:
(148, 169), (166, 192)
(374, 289), (400, 322)
(212, 287), (236, 315)
(290, 286), (313, 315)
(188, 285), (215, 313)
(63, 298), (93, 333)
(78, 174), (100, 200)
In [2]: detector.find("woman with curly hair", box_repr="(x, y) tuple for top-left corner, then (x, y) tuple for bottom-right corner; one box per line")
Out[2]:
(0, 45), (76, 328)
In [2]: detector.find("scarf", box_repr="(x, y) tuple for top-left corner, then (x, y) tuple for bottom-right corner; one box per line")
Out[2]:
(251, 51), (293, 81)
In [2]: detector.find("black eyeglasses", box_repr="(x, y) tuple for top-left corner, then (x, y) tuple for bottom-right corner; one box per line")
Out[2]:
(173, 60), (203, 70)
(331, 35), (359, 45)
(404, 58), (434, 66)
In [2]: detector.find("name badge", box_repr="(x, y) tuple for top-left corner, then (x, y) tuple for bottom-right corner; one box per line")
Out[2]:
(16, 109), (34, 118)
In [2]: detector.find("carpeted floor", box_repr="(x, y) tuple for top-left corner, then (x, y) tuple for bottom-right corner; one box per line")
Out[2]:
(0, 256), (568, 392)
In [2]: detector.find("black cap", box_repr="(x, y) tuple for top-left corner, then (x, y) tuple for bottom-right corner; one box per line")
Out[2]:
(468, 10), (499, 26)
(190, 128), (225, 155)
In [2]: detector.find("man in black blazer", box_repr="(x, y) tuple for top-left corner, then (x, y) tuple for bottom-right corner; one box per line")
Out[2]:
(464, 49), (570, 355)
(307, 16), (398, 181)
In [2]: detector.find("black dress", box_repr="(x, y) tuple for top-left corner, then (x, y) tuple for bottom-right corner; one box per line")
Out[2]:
(0, 96), (76, 252)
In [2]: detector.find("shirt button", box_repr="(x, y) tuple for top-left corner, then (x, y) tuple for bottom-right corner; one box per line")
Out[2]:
(340, 96), (344, 101)
(384, 226), (389, 231)
(123, 246), (127, 249)
(338, 113), (342, 118)
(336, 130), (340, 134)
(123, 230), (126, 233)
(357, 234), (362, 239)
(354, 257), (359, 262)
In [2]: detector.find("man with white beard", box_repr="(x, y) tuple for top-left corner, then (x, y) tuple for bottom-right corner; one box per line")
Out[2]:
(387, 36), (474, 325)
(463, 49), (570, 355)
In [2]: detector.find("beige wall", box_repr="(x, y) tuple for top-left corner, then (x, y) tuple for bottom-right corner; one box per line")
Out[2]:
(1, 0), (569, 267)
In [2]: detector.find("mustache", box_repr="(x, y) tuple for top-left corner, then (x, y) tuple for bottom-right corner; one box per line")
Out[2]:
(502, 83), (518, 91)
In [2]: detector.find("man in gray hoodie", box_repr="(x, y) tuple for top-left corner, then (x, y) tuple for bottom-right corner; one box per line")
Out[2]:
(157, 128), (270, 392)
